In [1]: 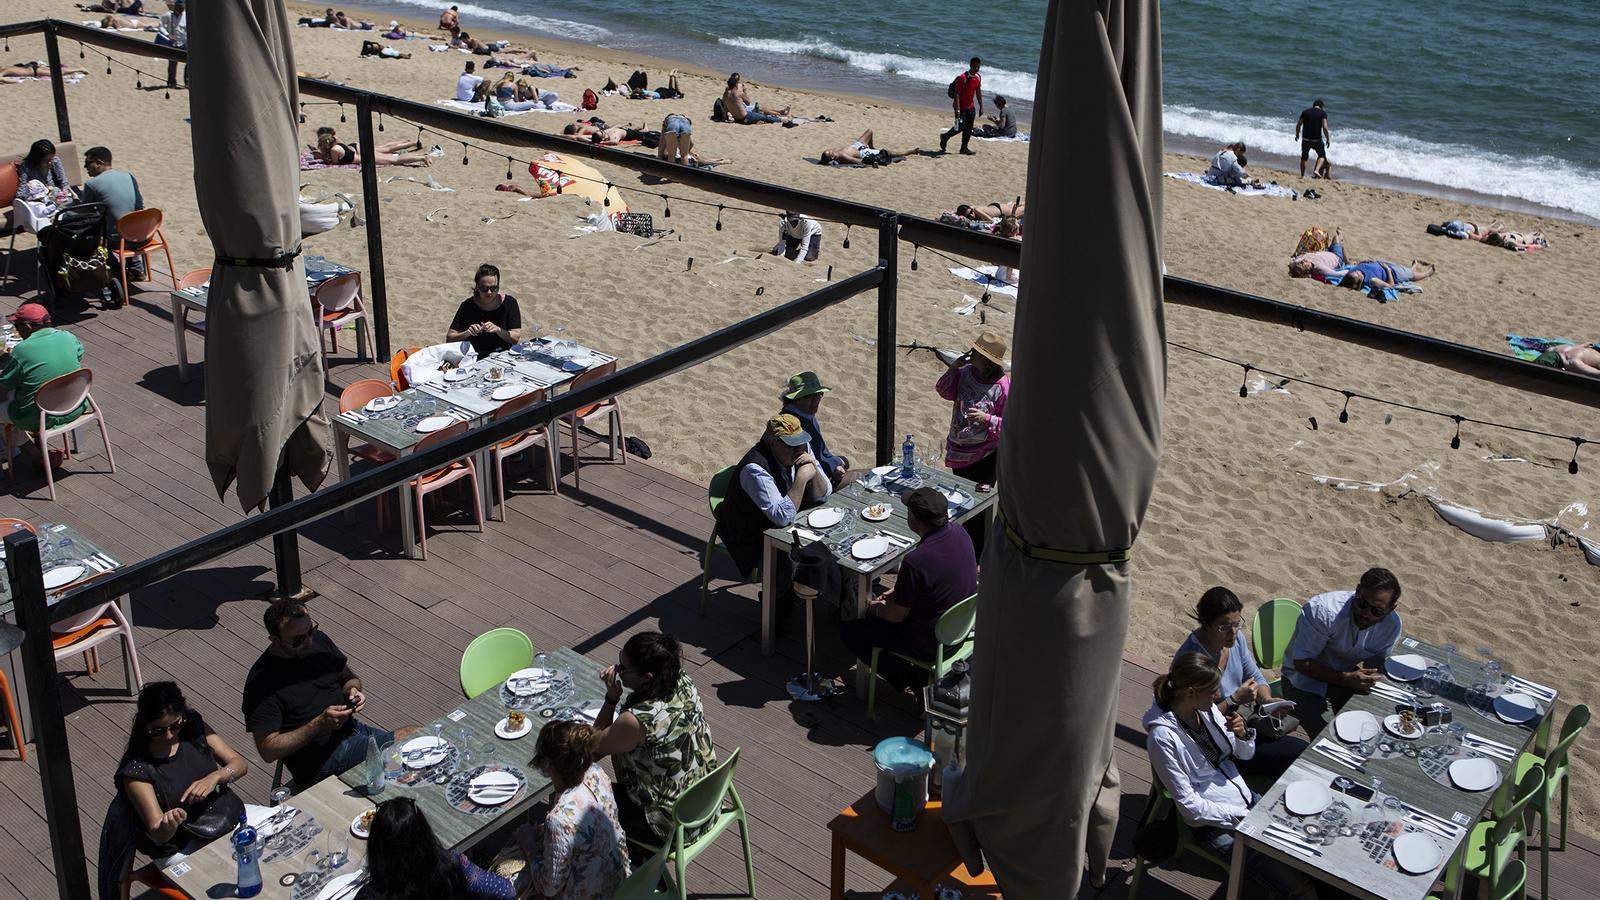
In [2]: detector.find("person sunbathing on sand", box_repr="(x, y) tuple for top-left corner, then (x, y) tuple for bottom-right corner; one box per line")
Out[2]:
(81, 0), (147, 15)
(1439, 219), (1503, 241)
(1288, 226), (1346, 278)
(954, 198), (1025, 223)
(99, 14), (150, 29)
(1, 61), (90, 79)
(819, 130), (920, 166)
(1554, 344), (1600, 376)
(359, 41), (412, 59)
(562, 119), (605, 138)
(1337, 259), (1435, 291)
(312, 128), (431, 167)
(1483, 229), (1549, 252)
(590, 125), (660, 148)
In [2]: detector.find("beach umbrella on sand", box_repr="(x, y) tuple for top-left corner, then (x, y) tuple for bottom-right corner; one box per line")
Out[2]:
(940, 0), (1165, 897)
(528, 153), (629, 214)
(189, 0), (331, 509)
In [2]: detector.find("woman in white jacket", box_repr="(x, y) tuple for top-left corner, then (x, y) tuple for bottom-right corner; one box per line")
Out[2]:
(1143, 652), (1314, 898)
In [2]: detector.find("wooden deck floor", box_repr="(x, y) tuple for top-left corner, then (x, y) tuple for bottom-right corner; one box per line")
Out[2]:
(1, 279), (1599, 898)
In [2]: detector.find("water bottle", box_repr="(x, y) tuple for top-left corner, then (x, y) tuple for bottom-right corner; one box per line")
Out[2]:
(365, 733), (385, 796)
(901, 434), (915, 479)
(890, 777), (917, 831)
(232, 811), (262, 898)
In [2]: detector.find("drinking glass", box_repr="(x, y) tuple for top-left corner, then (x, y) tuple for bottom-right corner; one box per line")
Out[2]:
(533, 650), (550, 674)
(323, 831), (350, 870)
(1366, 776), (1385, 810)
(1468, 682), (1490, 712)
(381, 740), (403, 779)
(1416, 667), (1439, 700)
(1358, 722), (1380, 759)
(300, 849), (325, 889)
(1484, 661), (1504, 692)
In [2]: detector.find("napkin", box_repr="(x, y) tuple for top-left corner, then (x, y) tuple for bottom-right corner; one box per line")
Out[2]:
(792, 528), (824, 543)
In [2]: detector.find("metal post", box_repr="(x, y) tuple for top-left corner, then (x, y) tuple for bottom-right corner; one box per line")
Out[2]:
(355, 95), (392, 361)
(268, 463), (307, 599)
(874, 214), (899, 465)
(43, 22), (72, 143)
(4, 531), (90, 900)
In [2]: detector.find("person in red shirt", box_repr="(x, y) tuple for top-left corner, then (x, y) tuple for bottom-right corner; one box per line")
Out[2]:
(940, 57), (984, 156)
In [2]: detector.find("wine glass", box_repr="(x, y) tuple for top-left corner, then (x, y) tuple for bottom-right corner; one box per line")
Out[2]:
(533, 650), (549, 673)
(300, 849), (325, 889)
(1366, 776), (1385, 810)
(1358, 721), (1380, 759)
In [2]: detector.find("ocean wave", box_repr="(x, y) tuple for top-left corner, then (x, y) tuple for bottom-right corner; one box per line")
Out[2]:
(378, 0), (611, 41)
(718, 36), (1038, 101)
(1165, 104), (1600, 221)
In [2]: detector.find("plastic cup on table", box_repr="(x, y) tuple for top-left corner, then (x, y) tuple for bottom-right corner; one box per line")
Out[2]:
(1358, 721), (1380, 759)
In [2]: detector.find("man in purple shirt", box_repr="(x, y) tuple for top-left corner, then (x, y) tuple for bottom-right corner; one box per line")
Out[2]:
(840, 487), (977, 695)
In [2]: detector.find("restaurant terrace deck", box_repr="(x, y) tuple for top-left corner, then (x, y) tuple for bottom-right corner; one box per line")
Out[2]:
(2, 281), (1599, 899)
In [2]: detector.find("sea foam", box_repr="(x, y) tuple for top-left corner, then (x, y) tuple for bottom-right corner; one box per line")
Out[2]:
(718, 36), (1039, 102)
(380, 0), (611, 42)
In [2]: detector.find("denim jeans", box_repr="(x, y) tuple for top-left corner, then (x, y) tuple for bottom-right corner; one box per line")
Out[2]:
(314, 720), (395, 781)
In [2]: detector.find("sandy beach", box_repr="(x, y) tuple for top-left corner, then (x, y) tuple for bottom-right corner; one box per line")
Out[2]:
(6, 1), (1599, 833)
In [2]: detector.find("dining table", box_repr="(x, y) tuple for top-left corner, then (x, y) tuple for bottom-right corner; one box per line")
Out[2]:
(1226, 637), (1559, 900)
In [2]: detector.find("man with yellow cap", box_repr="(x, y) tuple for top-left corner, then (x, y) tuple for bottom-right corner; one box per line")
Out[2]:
(779, 371), (848, 488)
(714, 413), (832, 579)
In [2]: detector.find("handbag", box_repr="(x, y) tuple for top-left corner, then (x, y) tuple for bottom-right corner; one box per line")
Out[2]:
(179, 788), (244, 841)
(1131, 799), (1179, 862)
(615, 212), (654, 237)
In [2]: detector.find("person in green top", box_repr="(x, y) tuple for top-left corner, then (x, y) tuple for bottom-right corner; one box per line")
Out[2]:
(1, 302), (87, 469)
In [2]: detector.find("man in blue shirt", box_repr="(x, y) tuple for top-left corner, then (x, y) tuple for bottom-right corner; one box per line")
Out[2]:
(1282, 567), (1404, 737)
(77, 145), (146, 297)
(779, 371), (848, 487)
(714, 413), (831, 578)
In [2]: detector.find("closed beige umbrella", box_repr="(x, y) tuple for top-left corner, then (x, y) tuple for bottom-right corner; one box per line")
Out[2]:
(940, 0), (1165, 896)
(190, 0), (330, 508)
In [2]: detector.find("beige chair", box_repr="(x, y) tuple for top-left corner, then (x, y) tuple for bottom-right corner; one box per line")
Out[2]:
(2, 368), (116, 501)
(172, 268), (210, 382)
(560, 360), (625, 490)
(312, 272), (370, 368)
(407, 420), (483, 560)
(52, 595), (143, 695)
(489, 386), (557, 512)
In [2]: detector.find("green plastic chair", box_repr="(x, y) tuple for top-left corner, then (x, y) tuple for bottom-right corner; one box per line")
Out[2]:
(866, 593), (977, 718)
(459, 627), (534, 698)
(613, 842), (674, 899)
(1248, 597), (1301, 698)
(627, 747), (756, 900)
(700, 465), (758, 614)
(1430, 858), (1524, 900)
(1440, 765), (1544, 899)
(1127, 767), (1230, 898)
(1513, 703), (1589, 900)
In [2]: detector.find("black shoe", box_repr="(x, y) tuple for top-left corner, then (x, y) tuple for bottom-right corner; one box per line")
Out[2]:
(939, 133), (949, 152)
(960, 148), (976, 156)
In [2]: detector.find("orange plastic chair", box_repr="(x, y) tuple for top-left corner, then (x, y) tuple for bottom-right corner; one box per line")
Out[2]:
(561, 359), (625, 490)
(408, 420), (483, 560)
(389, 346), (421, 391)
(490, 387), (557, 510)
(0, 522), (29, 762)
(1, 368), (117, 501)
(337, 379), (397, 468)
(110, 208), (176, 305)
(312, 272), (370, 369)
(2, 161), (22, 284)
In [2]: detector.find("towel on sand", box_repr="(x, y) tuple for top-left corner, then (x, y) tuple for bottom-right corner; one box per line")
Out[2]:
(1315, 266), (1422, 303)
(1505, 334), (1579, 366)
(300, 151), (358, 170)
(435, 98), (575, 115)
(948, 266), (1019, 297)
(1165, 171), (1298, 198)
(975, 133), (1030, 143)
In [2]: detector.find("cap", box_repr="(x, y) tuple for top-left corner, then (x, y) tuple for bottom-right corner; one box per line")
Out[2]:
(765, 413), (810, 447)
(903, 486), (948, 526)
(781, 371), (831, 401)
(971, 330), (1007, 366)
(7, 303), (51, 326)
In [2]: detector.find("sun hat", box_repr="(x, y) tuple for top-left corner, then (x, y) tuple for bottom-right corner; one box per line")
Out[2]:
(970, 331), (1007, 366)
(7, 302), (51, 326)
(765, 413), (810, 447)
(781, 371), (831, 401)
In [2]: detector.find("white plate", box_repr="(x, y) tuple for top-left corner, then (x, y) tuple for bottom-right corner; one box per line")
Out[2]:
(860, 504), (892, 522)
(559, 358), (587, 372)
(443, 368), (471, 382)
(807, 507), (845, 529)
(1383, 714), (1425, 740)
(350, 810), (375, 839)
(1449, 757), (1500, 792)
(871, 465), (896, 476)
(495, 715), (533, 739)
(851, 537), (890, 561)
(504, 667), (551, 697)
(400, 735), (449, 769)
(1333, 710), (1381, 744)
(42, 565), (86, 590)
(1495, 692), (1539, 724)
(315, 872), (362, 900)
(364, 396), (399, 413)
(1392, 832), (1443, 874)
(942, 489), (966, 507)
(468, 771), (520, 806)
(1283, 780), (1332, 816)
(1386, 653), (1431, 682)
(415, 415), (455, 433)
(490, 384), (526, 402)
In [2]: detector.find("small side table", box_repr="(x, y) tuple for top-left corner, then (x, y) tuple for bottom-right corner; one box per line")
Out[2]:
(827, 790), (1000, 900)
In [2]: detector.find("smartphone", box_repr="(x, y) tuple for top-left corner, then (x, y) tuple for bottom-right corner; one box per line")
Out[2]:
(1331, 778), (1374, 802)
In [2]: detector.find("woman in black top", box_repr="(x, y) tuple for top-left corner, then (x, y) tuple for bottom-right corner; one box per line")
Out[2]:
(116, 682), (250, 859)
(447, 263), (524, 357)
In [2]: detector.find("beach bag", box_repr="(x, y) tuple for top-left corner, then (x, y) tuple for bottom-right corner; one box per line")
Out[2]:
(1132, 800), (1180, 862)
(1293, 226), (1330, 257)
(401, 341), (478, 386)
(581, 88), (598, 110)
(947, 76), (961, 99)
(615, 212), (653, 236)
(711, 98), (728, 122)
(55, 246), (110, 293)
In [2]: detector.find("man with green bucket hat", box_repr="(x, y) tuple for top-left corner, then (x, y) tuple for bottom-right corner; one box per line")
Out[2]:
(779, 370), (848, 487)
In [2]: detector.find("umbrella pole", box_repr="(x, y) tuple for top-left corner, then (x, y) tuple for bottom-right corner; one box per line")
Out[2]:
(267, 463), (313, 601)
(874, 213), (898, 465)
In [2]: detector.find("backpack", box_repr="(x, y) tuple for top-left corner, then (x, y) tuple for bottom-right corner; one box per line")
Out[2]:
(581, 88), (598, 110)
(948, 75), (962, 99)
(711, 97), (728, 122)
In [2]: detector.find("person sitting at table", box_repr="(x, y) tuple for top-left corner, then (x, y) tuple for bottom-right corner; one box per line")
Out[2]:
(1144, 653), (1316, 899)
(491, 720), (631, 897)
(447, 263), (524, 358)
(592, 631), (717, 855)
(713, 413), (831, 579)
(839, 486), (977, 700)
(779, 371), (848, 487)
(19, 139), (72, 194)
(1280, 567), (1403, 738)
(1, 302), (87, 472)
(1175, 587), (1307, 778)
(243, 600), (401, 789)
(78, 145), (148, 295)
(359, 797), (516, 899)
(115, 681), (253, 866)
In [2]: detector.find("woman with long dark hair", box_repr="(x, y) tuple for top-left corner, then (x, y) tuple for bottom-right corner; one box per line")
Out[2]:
(358, 797), (513, 899)
(19, 139), (71, 193)
(115, 682), (250, 863)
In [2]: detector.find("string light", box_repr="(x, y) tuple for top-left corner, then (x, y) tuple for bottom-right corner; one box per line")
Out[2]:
(909, 244), (919, 271)
(377, 112), (385, 132)
(339, 103), (347, 123)
(842, 224), (851, 249)
(1238, 364), (1252, 397)
(661, 194), (670, 218)
(1570, 439), (1584, 475)
(299, 102), (307, 124)
(1450, 415), (1463, 449)
(505, 156), (514, 180)
(1338, 391), (1352, 423)
(461, 141), (469, 165)
(79, 42), (85, 59)
(603, 183), (612, 207)
(715, 205), (723, 231)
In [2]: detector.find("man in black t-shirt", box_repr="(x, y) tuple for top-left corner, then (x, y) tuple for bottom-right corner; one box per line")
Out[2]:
(446, 262), (524, 358)
(1295, 99), (1330, 177)
(242, 601), (395, 788)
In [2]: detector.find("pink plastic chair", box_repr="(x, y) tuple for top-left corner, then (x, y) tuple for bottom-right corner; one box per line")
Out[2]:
(560, 360), (625, 490)
(490, 387), (557, 511)
(408, 420), (483, 560)
(2, 368), (116, 501)
(313, 272), (369, 369)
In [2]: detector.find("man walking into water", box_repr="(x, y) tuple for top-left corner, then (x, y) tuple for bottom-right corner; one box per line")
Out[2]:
(941, 57), (983, 156)
(1296, 98), (1330, 177)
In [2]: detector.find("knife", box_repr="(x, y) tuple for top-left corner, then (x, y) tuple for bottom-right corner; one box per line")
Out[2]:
(1398, 801), (1460, 830)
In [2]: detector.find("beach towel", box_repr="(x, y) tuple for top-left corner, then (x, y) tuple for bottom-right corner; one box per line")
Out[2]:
(82, 20), (149, 31)
(940, 211), (997, 232)
(1164, 171), (1298, 198)
(1314, 266), (1422, 303)
(299, 151), (357, 170)
(3, 73), (86, 85)
(975, 133), (1030, 142)
(948, 265), (1019, 297)
(435, 98), (574, 115)
(1505, 334), (1577, 366)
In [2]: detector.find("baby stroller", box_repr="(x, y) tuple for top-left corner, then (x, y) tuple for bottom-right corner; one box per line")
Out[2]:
(36, 201), (115, 312)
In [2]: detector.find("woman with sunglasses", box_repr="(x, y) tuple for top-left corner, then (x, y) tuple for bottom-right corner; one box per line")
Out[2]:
(1175, 587), (1306, 778)
(115, 682), (251, 864)
(446, 262), (524, 357)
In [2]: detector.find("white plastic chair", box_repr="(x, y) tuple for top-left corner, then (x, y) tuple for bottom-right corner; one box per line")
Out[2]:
(7, 199), (47, 288)
(313, 272), (370, 369)
(52, 598), (143, 695)
(2, 368), (117, 501)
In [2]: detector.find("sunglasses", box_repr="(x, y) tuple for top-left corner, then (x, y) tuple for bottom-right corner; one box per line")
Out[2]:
(281, 621), (319, 649)
(1354, 598), (1392, 618)
(476, 283), (499, 293)
(147, 716), (185, 738)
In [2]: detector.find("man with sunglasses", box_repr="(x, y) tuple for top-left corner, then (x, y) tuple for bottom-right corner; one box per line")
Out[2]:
(243, 601), (395, 788)
(1281, 567), (1404, 737)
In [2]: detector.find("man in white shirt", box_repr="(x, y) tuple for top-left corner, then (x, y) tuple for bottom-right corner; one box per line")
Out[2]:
(1281, 567), (1404, 737)
(713, 413), (831, 578)
(156, 0), (186, 89)
(772, 212), (822, 262)
(456, 61), (483, 102)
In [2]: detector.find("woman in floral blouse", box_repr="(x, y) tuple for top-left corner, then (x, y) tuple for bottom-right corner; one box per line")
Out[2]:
(497, 721), (630, 898)
(594, 631), (718, 849)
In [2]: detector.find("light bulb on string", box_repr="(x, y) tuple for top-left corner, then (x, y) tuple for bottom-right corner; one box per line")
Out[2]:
(135, 72), (142, 90)
(661, 194), (670, 218)
(1450, 415), (1463, 449)
(377, 112), (385, 132)
(842, 224), (851, 249)
(1338, 391), (1352, 423)
(1238, 364), (1253, 398)
(604, 183), (612, 207)
(106, 58), (112, 75)
(505, 156), (514, 180)
(1570, 438), (1583, 475)
(909, 245), (919, 271)
(164, 85), (170, 100)
(339, 103), (347, 123)
(79, 43), (85, 59)
(462, 141), (469, 166)
(715, 205), (724, 231)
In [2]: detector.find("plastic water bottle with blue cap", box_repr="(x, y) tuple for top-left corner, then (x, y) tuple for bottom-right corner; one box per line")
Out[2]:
(233, 810), (262, 897)
(901, 434), (915, 479)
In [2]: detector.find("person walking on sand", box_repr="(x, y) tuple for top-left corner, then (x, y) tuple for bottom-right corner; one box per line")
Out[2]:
(1295, 99), (1330, 178)
(940, 57), (983, 156)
